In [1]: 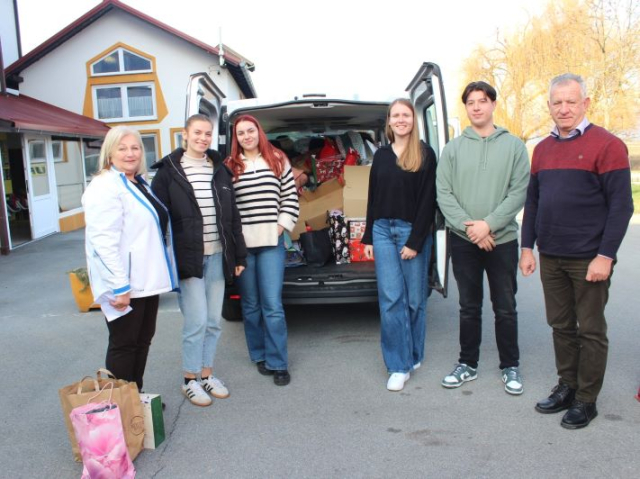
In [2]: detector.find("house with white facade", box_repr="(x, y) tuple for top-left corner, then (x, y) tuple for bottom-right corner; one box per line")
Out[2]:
(1, 0), (110, 252)
(5, 0), (256, 234)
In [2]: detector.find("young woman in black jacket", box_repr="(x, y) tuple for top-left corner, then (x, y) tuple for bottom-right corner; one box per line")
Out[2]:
(151, 114), (247, 407)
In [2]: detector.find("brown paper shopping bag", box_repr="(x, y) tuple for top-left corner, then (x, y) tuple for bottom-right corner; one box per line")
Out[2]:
(59, 368), (145, 462)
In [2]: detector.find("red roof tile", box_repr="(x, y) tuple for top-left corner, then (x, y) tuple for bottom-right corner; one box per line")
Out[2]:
(0, 93), (109, 137)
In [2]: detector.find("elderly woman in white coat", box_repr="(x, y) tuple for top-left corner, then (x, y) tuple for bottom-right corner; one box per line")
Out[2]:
(82, 126), (177, 390)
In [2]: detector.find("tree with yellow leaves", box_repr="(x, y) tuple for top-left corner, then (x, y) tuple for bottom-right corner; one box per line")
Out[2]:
(459, 0), (640, 141)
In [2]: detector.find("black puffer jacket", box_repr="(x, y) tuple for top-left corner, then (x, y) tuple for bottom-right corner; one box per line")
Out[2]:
(151, 148), (247, 283)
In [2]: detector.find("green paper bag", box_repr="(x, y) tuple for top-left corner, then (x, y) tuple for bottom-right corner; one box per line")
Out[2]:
(140, 393), (165, 449)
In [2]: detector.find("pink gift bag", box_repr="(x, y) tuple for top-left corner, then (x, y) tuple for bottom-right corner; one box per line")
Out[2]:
(69, 383), (136, 478)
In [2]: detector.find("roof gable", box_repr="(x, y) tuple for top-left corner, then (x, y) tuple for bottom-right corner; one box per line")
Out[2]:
(7, 0), (256, 98)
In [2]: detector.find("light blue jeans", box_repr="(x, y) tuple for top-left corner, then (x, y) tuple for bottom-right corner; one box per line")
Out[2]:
(237, 235), (288, 371)
(178, 252), (225, 374)
(373, 219), (432, 373)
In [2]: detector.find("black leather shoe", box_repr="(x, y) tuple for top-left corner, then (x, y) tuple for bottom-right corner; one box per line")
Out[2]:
(257, 361), (274, 376)
(535, 383), (576, 414)
(274, 370), (291, 386)
(561, 400), (598, 429)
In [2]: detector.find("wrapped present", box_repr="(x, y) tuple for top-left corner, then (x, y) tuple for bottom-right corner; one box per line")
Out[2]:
(348, 218), (372, 262)
(349, 238), (373, 262)
(349, 218), (367, 240)
(328, 210), (350, 264)
(315, 154), (344, 184)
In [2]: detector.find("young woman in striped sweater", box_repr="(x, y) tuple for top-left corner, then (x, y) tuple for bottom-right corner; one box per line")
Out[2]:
(152, 115), (247, 406)
(226, 115), (299, 386)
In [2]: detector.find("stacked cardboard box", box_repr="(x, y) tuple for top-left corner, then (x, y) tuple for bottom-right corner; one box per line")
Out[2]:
(290, 166), (371, 241)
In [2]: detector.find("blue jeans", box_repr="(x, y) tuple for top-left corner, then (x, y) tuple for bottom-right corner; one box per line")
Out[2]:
(449, 233), (519, 370)
(178, 252), (225, 374)
(237, 235), (288, 371)
(373, 219), (432, 373)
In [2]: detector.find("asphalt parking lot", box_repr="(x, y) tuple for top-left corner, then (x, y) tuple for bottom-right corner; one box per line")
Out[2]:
(0, 226), (638, 478)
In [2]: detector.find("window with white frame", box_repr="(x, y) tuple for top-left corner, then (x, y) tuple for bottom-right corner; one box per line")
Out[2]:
(141, 133), (159, 170)
(173, 131), (184, 150)
(91, 48), (152, 76)
(93, 83), (156, 122)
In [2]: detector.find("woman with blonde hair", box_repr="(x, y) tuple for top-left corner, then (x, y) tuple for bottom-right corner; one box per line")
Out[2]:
(82, 126), (177, 391)
(152, 114), (246, 407)
(362, 99), (437, 392)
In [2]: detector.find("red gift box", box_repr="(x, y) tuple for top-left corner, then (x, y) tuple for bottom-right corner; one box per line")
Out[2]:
(349, 238), (373, 262)
(315, 155), (344, 183)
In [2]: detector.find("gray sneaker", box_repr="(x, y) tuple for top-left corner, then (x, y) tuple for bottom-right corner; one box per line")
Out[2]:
(441, 363), (478, 388)
(502, 367), (524, 395)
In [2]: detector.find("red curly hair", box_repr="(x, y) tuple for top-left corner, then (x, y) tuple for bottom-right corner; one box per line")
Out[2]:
(225, 115), (286, 180)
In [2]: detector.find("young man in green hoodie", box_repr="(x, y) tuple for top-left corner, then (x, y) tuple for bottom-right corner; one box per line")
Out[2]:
(436, 81), (530, 395)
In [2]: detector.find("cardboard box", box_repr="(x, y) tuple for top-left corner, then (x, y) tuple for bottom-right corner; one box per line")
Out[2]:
(140, 394), (165, 449)
(291, 178), (344, 240)
(343, 166), (370, 217)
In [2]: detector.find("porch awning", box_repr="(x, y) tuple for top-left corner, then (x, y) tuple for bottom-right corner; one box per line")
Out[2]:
(0, 93), (109, 138)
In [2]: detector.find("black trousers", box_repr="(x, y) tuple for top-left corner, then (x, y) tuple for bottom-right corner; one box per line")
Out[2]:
(105, 295), (160, 390)
(450, 234), (520, 370)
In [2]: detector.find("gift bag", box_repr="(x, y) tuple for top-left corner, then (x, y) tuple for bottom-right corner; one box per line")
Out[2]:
(140, 394), (165, 449)
(59, 369), (145, 462)
(283, 232), (306, 268)
(70, 383), (136, 478)
(344, 147), (360, 166)
(299, 228), (333, 267)
(328, 211), (350, 264)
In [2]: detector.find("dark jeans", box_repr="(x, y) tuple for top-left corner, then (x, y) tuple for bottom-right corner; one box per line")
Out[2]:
(105, 295), (159, 390)
(539, 254), (611, 402)
(450, 233), (519, 370)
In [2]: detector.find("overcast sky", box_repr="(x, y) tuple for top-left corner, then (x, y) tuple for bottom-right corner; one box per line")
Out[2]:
(16, 0), (549, 107)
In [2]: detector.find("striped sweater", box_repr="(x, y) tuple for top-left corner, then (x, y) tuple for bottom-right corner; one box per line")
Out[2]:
(180, 154), (222, 255)
(233, 155), (299, 248)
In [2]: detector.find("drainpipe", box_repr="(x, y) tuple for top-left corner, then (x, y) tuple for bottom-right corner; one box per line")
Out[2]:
(0, 37), (7, 95)
(0, 38), (11, 253)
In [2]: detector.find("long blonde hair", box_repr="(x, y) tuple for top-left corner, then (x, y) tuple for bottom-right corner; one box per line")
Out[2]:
(97, 126), (147, 176)
(385, 99), (422, 172)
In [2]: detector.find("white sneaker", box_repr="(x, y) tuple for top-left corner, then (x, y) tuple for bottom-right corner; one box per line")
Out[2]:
(413, 362), (422, 370)
(182, 380), (212, 406)
(387, 372), (410, 391)
(502, 367), (524, 395)
(200, 376), (230, 399)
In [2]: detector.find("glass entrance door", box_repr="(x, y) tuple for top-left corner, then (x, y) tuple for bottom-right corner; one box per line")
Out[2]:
(23, 135), (59, 239)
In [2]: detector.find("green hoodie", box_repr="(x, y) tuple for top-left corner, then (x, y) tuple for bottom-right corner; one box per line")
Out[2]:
(436, 126), (530, 244)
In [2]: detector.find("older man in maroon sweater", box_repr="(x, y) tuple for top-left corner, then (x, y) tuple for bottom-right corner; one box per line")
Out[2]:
(519, 73), (633, 429)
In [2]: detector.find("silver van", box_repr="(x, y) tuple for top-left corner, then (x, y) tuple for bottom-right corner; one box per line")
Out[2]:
(186, 62), (451, 320)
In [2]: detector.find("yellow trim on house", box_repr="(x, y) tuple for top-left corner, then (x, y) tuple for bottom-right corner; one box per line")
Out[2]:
(59, 211), (85, 232)
(83, 42), (168, 124)
(138, 129), (162, 160)
(170, 127), (184, 150)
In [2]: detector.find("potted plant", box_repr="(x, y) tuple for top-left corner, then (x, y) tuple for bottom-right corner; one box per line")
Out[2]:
(68, 267), (99, 312)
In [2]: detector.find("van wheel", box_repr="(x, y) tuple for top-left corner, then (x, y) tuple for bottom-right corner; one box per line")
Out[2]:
(222, 296), (243, 322)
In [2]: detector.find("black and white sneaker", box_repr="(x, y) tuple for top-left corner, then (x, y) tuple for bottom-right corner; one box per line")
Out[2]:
(182, 380), (212, 407)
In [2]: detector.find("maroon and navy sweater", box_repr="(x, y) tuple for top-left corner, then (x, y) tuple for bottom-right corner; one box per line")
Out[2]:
(521, 124), (633, 259)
